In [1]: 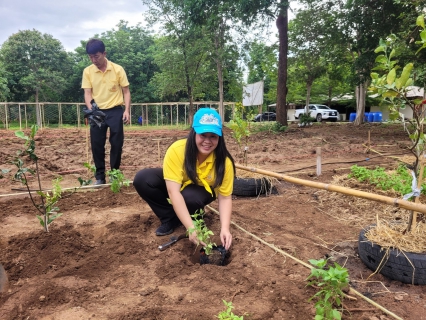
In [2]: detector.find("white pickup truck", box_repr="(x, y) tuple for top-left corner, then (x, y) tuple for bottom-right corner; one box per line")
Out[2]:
(294, 104), (340, 122)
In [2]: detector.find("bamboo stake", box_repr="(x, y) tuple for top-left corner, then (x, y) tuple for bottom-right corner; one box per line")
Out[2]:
(206, 205), (403, 320)
(235, 163), (426, 214)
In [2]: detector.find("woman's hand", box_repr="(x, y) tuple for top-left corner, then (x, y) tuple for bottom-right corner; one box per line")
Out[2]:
(188, 230), (206, 247)
(220, 229), (232, 250)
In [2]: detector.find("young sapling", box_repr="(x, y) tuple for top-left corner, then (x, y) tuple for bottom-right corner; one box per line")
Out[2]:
(187, 209), (216, 255)
(306, 258), (349, 320)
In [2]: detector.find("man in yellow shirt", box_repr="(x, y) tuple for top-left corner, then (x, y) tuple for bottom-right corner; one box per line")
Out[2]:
(81, 39), (131, 185)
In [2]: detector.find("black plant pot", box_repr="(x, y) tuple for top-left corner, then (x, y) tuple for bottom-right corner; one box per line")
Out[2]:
(200, 245), (227, 266)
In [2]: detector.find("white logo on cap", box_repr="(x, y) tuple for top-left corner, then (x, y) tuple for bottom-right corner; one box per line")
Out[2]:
(199, 114), (219, 126)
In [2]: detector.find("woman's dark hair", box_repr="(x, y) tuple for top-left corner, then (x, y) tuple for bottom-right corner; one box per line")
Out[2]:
(86, 39), (105, 55)
(184, 128), (235, 189)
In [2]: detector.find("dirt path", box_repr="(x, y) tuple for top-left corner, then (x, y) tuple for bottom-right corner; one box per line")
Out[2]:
(0, 123), (424, 319)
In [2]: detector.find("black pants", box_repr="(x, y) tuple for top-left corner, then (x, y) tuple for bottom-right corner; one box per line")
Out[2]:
(133, 168), (216, 224)
(90, 106), (124, 180)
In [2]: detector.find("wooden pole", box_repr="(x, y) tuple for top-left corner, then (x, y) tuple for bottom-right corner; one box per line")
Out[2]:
(18, 104), (22, 130)
(316, 147), (322, 176)
(235, 163), (426, 214)
(4, 103), (8, 129)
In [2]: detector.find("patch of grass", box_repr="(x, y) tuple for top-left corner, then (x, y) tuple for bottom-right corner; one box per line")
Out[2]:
(349, 164), (426, 198)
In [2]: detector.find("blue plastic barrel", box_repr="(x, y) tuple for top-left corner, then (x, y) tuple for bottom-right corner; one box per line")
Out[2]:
(364, 112), (369, 121)
(368, 112), (375, 122)
(349, 113), (356, 122)
(373, 112), (382, 122)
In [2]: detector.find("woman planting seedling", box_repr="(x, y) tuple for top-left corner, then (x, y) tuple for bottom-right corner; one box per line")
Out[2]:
(133, 108), (236, 252)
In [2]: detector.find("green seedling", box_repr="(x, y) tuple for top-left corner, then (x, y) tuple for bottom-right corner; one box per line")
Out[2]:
(298, 112), (315, 127)
(306, 259), (349, 320)
(107, 168), (130, 193)
(36, 177), (63, 229)
(187, 209), (216, 255)
(12, 124), (63, 232)
(77, 162), (96, 186)
(216, 300), (244, 320)
(227, 102), (252, 165)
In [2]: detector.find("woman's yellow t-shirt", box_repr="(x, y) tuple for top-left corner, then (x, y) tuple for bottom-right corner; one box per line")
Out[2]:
(163, 139), (234, 197)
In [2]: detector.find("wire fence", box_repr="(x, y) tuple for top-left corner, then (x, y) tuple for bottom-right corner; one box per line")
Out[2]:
(0, 102), (239, 130)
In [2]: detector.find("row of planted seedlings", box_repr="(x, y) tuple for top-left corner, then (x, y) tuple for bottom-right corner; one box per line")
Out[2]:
(0, 124), (250, 319)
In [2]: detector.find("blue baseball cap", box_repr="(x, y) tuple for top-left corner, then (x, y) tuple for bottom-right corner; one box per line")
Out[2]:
(192, 108), (222, 136)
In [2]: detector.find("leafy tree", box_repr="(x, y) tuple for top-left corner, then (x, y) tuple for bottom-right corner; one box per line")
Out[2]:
(149, 34), (215, 103)
(181, 0), (245, 120)
(67, 21), (158, 105)
(341, 0), (421, 125)
(233, 0), (290, 126)
(142, 0), (222, 123)
(0, 29), (71, 125)
(0, 61), (10, 101)
(245, 41), (278, 109)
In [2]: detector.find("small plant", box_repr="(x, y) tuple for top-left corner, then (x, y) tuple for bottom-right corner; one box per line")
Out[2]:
(36, 177), (63, 230)
(306, 259), (349, 320)
(187, 209), (216, 255)
(12, 125), (63, 232)
(227, 102), (252, 165)
(217, 300), (244, 320)
(298, 113), (315, 127)
(77, 162), (96, 186)
(107, 168), (130, 193)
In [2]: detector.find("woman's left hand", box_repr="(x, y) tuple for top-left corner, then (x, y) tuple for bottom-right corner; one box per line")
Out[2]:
(220, 229), (232, 250)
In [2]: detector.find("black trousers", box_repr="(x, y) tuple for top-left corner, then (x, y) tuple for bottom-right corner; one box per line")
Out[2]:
(90, 106), (124, 180)
(133, 168), (216, 224)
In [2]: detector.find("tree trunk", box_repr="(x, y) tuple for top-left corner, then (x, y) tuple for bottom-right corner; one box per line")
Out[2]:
(276, 2), (288, 126)
(305, 79), (313, 114)
(353, 83), (367, 126)
(216, 59), (224, 120)
(214, 19), (225, 121)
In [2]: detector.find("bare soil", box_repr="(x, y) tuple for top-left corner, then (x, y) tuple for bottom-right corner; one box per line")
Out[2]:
(0, 122), (425, 320)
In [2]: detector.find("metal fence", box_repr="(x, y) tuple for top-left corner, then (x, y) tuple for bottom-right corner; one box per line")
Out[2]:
(0, 102), (237, 129)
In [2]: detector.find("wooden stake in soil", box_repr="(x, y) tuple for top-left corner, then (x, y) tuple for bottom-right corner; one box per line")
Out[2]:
(316, 147), (321, 176)
(152, 138), (169, 166)
(365, 130), (371, 153)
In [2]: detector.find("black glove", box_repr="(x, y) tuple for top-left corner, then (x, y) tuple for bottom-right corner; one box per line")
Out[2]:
(83, 100), (106, 128)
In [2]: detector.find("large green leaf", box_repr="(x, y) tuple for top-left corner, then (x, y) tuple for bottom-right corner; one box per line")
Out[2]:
(386, 68), (396, 85)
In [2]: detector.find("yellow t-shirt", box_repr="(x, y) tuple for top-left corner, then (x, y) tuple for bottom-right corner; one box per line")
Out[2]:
(163, 139), (234, 197)
(81, 59), (130, 110)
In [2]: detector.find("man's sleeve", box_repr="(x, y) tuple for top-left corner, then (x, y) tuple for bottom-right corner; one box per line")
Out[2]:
(81, 68), (92, 89)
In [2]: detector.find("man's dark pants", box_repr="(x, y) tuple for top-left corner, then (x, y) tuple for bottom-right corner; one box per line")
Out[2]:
(90, 106), (124, 181)
(133, 168), (216, 224)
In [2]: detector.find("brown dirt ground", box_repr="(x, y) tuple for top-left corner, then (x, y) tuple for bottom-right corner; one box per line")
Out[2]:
(0, 122), (425, 320)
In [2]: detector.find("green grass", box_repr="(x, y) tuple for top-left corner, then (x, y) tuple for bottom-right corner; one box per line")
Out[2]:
(349, 164), (426, 198)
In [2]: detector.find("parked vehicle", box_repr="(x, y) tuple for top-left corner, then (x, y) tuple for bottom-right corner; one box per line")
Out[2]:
(294, 104), (339, 122)
(253, 112), (276, 122)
